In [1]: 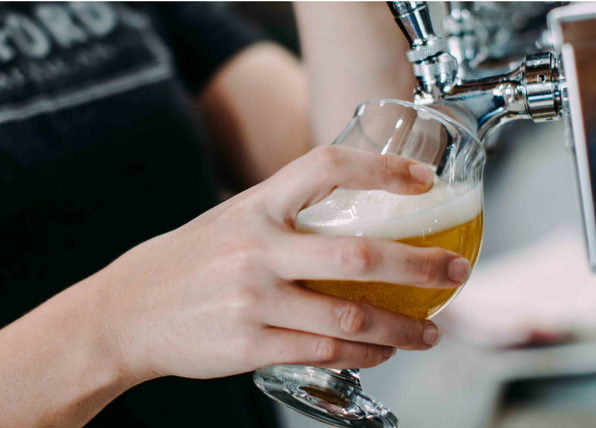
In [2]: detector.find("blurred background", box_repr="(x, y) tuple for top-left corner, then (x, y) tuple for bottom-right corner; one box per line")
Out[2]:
(231, 2), (596, 428)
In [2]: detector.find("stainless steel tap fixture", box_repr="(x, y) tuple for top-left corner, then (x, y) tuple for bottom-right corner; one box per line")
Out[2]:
(387, 1), (562, 143)
(387, 1), (596, 270)
(444, 2), (565, 77)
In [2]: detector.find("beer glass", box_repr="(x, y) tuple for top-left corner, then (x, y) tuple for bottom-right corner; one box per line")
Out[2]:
(254, 100), (485, 427)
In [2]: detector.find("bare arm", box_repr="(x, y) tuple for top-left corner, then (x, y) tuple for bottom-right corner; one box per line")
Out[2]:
(0, 146), (464, 428)
(295, 2), (416, 147)
(0, 9), (443, 427)
(0, 40), (312, 428)
(196, 4), (413, 185)
(0, 274), (135, 427)
(198, 42), (311, 189)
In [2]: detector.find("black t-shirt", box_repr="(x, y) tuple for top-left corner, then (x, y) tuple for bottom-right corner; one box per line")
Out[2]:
(0, 2), (278, 427)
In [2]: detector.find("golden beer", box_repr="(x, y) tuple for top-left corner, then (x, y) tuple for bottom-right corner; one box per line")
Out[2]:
(302, 213), (482, 319)
(296, 182), (483, 319)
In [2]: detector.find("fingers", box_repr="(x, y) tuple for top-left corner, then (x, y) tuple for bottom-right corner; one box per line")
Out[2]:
(264, 145), (434, 218)
(275, 233), (470, 289)
(259, 327), (396, 369)
(263, 282), (441, 351)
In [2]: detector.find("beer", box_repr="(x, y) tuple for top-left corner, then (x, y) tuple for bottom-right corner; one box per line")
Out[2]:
(296, 181), (483, 319)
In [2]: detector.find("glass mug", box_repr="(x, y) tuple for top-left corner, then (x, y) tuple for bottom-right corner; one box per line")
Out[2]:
(254, 100), (485, 428)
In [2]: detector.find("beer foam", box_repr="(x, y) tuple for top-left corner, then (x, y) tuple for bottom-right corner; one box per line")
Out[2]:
(296, 180), (482, 240)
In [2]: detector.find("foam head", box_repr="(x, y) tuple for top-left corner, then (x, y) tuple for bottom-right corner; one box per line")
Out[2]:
(296, 180), (482, 240)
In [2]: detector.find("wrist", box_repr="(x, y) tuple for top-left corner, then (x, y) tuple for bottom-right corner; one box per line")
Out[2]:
(68, 274), (143, 394)
(86, 266), (150, 388)
(90, 239), (173, 384)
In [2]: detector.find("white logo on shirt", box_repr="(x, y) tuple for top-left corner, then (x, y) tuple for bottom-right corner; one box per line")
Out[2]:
(0, 3), (118, 62)
(0, 2), (172, 124)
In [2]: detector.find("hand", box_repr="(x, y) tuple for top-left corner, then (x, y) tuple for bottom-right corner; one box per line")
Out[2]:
(99, 146), (471, 383)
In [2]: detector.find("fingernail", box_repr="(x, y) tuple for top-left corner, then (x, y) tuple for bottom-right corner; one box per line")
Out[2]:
(409, 164), (434, 185)
(423, 324), (442, 346)
(448, 257), (471, 283)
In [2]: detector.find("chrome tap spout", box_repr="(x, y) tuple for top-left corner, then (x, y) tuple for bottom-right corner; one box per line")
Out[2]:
(388, 1), (563, 145)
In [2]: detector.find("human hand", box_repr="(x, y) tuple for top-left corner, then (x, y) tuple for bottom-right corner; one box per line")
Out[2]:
(99, 146), (471, 383)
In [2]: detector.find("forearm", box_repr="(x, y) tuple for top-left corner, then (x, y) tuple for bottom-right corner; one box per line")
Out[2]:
(0, 273), (136, 428)
(199, 42), (311, 189)
(295, 2), (416, 147)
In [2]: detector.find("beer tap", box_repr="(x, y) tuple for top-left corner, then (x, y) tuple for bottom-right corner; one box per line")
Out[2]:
(386, 1), (596, 270)
(387, 1), (564, 145)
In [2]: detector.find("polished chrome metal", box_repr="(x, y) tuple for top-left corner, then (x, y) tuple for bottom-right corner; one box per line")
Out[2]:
(434, 61), (530, 142)
(388, 1), (596, 271)
(388, 1), (563, 145)
(405, 39), (448, 63)
(411, 53), (458, 92)
(443, 2), (566, 75)
(417, 48), (562, 143)
(388, 1), (438, 49)
(388, 1), (459, 93)
(443, 2), (478, 74)
(524, 52), (562, 122)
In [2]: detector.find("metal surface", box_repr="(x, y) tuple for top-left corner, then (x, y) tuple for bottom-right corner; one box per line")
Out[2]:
(388, 1), (437, 49)
(388, 1), (595, 270)
(523, 52), (562, 121)
(388, 1), (458, 93)
(436, 52), (561, 141)
(548, 4), (596, 270)
(388, 2), (563, 145)
(444, 2), (566, 75)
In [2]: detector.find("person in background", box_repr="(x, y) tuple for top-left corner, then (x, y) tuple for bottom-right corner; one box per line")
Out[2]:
(0, 3), (468, 427)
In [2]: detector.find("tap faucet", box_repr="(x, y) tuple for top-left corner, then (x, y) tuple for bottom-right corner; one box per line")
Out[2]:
(387, 1), (563, 145)
(387, 1), (596, 271)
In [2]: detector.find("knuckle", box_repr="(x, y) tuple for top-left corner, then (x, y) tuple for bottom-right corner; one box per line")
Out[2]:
(408, 248), (442, 286)
(231, 251), (255, 274)
(237, 287), (261, 308)
(314, 337), (338, 363)
(339, 240), (375, 276)
(399, 325), (417, 346)
(379, 155), (404, 187)
(311, 145), (342, 170)
(419, 254), (436, 284)
(336, 302), (367, 335)
(230, 248), (265, 277)
(395, 321), (426, 348)
(363, 344), (375, 366)
(361, 344), (386, 368)
(229, 287), (262, 320)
